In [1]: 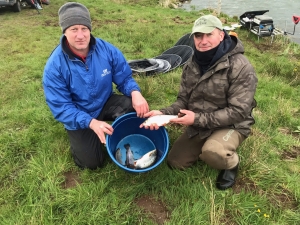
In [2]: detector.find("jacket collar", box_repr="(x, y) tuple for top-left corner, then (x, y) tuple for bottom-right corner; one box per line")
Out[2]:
(187, 35), (243, 75)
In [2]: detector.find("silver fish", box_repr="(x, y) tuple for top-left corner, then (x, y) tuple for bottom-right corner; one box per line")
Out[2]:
(124, 143), (135, 169)
(134, 149), (157, 169)
(115, 148), (124, 165)
(142, 115), (178, 127)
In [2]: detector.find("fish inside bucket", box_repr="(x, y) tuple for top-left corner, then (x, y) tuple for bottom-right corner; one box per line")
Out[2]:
(114, 134), (157, 169)
(106, 112), (170, 173)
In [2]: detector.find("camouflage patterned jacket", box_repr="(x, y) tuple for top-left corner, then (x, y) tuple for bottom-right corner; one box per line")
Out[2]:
(160, 38), (258, 139)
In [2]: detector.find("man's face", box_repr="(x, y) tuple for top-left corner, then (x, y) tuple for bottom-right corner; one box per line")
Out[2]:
(193, 28), (224, 52)
(64, 25), (90, 54)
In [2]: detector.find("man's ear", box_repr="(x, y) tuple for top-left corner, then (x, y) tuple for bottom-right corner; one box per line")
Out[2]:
(220, 31), (225, 41)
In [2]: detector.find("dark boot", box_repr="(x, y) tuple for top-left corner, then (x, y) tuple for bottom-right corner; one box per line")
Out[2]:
(216, 164), (239, 190)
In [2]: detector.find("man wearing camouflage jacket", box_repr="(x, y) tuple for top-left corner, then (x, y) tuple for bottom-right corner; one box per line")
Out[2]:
(140, 15), (257, 190)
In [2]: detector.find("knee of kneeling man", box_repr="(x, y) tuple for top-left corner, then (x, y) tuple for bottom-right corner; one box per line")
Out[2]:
(200, 150), (224, 169)
(201, 139), (223, 153)
(167, 156), (185, 170)
(199, 149), (238, 170)
(200, 139), (237, 170)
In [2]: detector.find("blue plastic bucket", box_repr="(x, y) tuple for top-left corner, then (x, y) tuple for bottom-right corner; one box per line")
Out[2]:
(106, 112), (169, 173)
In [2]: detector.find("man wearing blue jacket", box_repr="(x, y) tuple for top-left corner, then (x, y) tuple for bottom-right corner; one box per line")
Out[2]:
(43, 2), (149, 169)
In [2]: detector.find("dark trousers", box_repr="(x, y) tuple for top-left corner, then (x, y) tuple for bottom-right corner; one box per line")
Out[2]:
(66, 94), (135, 169)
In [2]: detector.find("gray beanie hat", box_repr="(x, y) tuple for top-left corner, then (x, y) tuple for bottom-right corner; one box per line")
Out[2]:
(58, 2), (92, 33)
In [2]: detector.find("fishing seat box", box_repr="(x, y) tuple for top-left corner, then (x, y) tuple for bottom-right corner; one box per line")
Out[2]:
(239, 10), (269, 29)
(250, 15), (274, 37)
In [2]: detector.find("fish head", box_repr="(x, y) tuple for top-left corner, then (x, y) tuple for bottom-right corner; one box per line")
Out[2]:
(124, 143), (130, 150)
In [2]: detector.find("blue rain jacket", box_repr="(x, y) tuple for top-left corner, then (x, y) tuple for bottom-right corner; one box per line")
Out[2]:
(43, 35), (140, 130)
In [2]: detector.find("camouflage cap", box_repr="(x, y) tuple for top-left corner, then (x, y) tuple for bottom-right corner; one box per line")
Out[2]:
(191, 15), (223, 34)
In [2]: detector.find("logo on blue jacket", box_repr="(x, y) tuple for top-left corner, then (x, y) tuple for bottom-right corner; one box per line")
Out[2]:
(101, 69), (111, 77)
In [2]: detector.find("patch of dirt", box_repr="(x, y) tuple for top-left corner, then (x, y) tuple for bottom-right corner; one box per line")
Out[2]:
(60, 171), (81, 189)
(92, 19), (126, 30)
(172, 16), (190, 25)
(278, 127), (290, 135)
(268, 191), (298, 210)
(291, 132), (300, 139)
(43, 19), (58, 27)
(232, 176), (258, 194)
(135, 195), (170, 225)
(219, 209), (238, 225)
(93, 18), (125, 26)
(246, 34), (284, 54)
(278, 127), (300, 139)
(280, 146), (300, 160)
(104, 19), (125, 24)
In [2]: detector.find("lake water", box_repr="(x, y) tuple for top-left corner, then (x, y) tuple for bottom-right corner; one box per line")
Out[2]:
(181, 0), (300, 44)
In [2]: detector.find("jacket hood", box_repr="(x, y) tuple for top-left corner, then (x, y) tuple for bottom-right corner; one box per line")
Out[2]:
(228, 35), (244, 56)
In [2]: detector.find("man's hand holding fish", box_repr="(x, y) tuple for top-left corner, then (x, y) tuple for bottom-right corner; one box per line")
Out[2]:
(140, 109), (195, 130)
(170, 109), (195, 126)
(139, 110), (163, 130)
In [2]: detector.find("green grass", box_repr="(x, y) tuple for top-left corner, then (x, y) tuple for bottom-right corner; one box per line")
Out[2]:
(0, 0), (299, 224)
